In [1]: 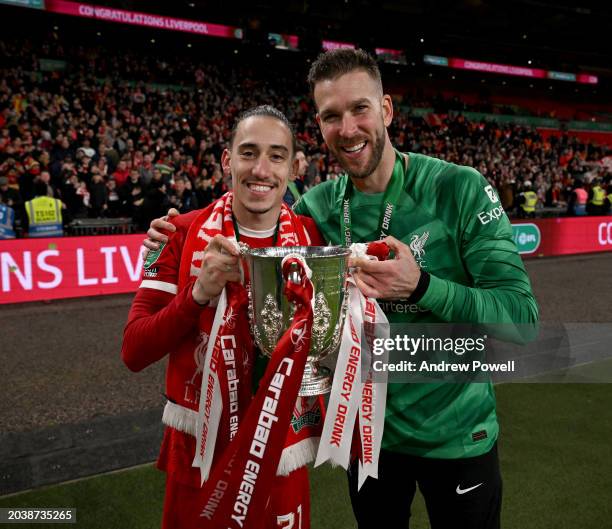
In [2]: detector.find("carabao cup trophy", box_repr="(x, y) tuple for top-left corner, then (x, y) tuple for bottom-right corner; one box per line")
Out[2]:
(242, 246), (351, 396)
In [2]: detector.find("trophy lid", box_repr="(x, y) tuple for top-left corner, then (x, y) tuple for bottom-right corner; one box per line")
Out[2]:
(244, 245), (350, 259)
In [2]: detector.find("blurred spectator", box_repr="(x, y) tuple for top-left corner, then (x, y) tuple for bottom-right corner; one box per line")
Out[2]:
(112, 160), (130, 188)
(194, 176), (214, 209)
(106, 179), (122, 217)
(89, 171), (108, 218)
(283, 146), (306, 207)
(36, 170), (56, 198)
(0, 198), (16, 239)
(499, 176), (516, 212)
(139, 178), (168, 230)
(567, 178), (588, 216)
(0, 175), (23, 215)
(139, 153), (155, 186)
(25, 181), (66, 237)
(517, 180), (538, 218)
(168, 176), (198, 213)
(122, 170), (145, 220)
(587, 178), (607, 215)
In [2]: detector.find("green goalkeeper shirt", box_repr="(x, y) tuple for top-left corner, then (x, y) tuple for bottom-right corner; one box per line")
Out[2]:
(294, 152), (538, 458)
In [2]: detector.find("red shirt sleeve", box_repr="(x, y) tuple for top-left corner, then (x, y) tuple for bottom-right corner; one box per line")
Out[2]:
(121, 281), (205, 372)
(121, 212), (205, 372)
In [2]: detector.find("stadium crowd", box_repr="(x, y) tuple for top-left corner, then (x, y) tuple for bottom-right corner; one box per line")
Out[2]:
(1, 38), (611, 237)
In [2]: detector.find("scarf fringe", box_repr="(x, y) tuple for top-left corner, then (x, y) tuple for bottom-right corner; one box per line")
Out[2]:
(162, 401), (198, 437)
(163, 402), (318, 478)
(277, 437), (320, 477)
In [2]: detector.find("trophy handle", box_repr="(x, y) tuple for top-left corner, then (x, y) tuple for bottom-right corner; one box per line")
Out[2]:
(238, 242), (251, 287)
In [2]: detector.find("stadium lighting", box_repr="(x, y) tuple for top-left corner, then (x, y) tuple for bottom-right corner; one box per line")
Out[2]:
(187, 43), (192, 48)
(420, 38), (424, 43)
(522, 34), (527, 39)
(53, 26), (58, 30)
(527, 60), (532, 65)
(150, 39), (155, 43)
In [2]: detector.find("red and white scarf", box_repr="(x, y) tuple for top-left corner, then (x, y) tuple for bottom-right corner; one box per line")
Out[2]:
(177, 192), (316, 528)
(315, 241), (390, 490)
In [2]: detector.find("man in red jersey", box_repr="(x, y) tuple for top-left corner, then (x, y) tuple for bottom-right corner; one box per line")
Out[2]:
(121, 106), (325, 529)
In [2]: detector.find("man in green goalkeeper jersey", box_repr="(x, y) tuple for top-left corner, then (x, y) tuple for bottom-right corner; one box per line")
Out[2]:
(292, 49), (538, 529)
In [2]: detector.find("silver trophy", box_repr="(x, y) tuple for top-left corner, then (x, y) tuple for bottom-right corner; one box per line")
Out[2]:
(242, 246), (351, 396)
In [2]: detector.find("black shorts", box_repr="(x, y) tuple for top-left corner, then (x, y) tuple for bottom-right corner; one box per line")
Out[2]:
(347, 443), (502, 529)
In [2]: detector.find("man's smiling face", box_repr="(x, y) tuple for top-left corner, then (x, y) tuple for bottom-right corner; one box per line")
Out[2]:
(314, 69), (392, 180)
(222, 115), (295, 220)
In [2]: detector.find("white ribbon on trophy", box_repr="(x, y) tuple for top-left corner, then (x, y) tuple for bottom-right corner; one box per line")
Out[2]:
(316, 244), (389, 490)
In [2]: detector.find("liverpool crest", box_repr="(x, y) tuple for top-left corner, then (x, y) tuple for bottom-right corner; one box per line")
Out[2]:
(409, 231), (429, 267)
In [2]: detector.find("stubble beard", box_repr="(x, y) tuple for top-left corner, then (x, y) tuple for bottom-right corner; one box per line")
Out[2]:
(339, 125), (386, 180)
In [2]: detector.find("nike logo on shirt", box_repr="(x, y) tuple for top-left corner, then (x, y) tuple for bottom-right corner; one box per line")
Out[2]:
(456, 483), (483, 495)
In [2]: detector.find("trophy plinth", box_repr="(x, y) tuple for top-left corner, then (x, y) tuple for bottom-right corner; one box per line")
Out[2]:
(243, 246), (350, 396)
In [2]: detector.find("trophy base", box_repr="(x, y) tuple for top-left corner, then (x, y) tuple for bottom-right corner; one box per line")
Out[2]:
(299, 363), (332, 396)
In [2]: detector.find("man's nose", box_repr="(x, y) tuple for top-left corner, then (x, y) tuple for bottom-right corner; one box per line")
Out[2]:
(339, 114), (358, 138)
(252, 156), (273, 178)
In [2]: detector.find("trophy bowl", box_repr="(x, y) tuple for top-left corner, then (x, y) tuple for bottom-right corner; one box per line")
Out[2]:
(242, 246), (351, 396)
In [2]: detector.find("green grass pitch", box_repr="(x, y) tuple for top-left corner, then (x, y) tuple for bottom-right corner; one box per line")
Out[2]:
(1, 380), (611, 528)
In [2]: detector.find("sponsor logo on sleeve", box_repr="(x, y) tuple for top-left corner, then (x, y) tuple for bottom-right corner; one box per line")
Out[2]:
(477, 206), (505, 225)
(484, 185), (499, 203)
(143, 241), (166, 270)
(143, 267), (159, 278)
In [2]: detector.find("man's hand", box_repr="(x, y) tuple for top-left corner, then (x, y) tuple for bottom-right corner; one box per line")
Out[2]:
(192, 235), (241, 305)
(349, 236), (421, 299)
(143, 208), (179, 250)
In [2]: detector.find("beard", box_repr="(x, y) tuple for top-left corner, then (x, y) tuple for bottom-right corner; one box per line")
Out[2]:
(336, 124), (386, 180)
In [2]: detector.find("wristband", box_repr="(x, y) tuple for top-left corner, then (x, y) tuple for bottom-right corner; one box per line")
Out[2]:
(406, 270), (430, 304)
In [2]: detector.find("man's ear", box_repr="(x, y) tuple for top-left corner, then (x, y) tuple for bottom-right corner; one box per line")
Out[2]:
(221, 148), (231, 176)
(382, 94), (393, 127)
(291, 156), (299, 179)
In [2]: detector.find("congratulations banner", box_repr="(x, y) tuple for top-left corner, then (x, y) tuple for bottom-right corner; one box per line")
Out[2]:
(0, 234), (143, 304)
(45, 0), (243, 39)
(424, 55), (598, 85)
(512, 217), (612, 257)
